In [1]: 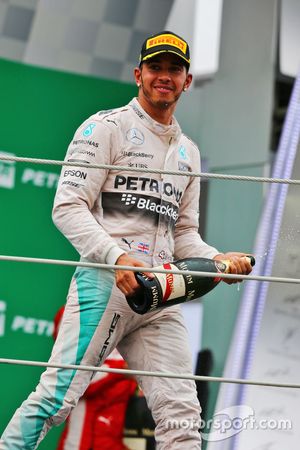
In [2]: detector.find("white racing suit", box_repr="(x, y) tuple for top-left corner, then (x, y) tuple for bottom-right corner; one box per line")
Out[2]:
(0, 98), (219, 449)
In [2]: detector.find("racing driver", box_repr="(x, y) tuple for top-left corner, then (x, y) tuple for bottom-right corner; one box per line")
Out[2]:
(0, 30), (252, 449)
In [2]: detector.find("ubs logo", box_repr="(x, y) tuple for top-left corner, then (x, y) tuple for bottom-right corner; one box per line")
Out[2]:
(126, 128), (145, 145)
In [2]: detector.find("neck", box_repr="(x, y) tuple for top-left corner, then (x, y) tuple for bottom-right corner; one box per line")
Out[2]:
(137, 95), (175, 125)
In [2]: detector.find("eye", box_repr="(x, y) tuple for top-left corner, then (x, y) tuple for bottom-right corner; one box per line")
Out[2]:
(170, 65), (183, 73)
(149, 64), (160, 71)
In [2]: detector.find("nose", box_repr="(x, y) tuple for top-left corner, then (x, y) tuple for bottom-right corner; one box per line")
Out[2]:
(158, 71), (171, 83)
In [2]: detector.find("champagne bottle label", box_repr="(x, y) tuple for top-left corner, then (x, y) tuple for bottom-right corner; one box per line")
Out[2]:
(154, 263), (186, 302)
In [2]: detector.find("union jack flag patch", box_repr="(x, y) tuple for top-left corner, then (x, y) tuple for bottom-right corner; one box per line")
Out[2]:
(137, 242), (150, 254)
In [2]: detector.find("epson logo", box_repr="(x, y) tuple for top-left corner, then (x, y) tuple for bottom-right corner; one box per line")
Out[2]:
(115, 175), (182, 202)
(64, 170), (87, 179)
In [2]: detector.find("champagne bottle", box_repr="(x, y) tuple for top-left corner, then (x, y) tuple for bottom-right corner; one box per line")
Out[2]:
(126, 256), (255, 315)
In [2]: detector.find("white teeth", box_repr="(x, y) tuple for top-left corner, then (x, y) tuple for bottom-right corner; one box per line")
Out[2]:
(157, 87), (171, 92)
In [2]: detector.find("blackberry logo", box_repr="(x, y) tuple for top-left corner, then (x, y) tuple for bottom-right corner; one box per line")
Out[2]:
(102, 192), (179, 226)
(121, 193), (137, 205)
(121, 194), (178, 222)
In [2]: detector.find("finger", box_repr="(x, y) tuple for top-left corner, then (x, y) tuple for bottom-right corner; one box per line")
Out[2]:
(133, 263), (154, 279)
(226, 278), (240, 285)
(143, 271), (154, 279)
(116, 268), (137, 283)
(117, 271), (141, 296)
(228, 260), (239, 274)
(237, 257), (253, 274)
(226, 262), (242, 283)
(230, 257), (249, 275)
(226, 279), (242, 285)
(117, 279), (135, 297)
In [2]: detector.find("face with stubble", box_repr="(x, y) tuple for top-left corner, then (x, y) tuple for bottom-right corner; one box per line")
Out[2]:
(134, 53), (192, 115)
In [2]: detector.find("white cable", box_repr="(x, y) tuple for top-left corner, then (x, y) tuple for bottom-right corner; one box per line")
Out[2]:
(2, 156), (300, 395)
(0, 358), (299, 390)
(1, 154), (300, 185)
(0, 254), (299, 284)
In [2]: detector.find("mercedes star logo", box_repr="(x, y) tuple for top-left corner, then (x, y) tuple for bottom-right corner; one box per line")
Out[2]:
(126, 128), (145, 145)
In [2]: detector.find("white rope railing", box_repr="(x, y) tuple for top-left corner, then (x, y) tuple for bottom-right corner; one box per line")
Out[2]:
(1, 154), (300, 185)
(2, 155), (300, 395)
(0, 254), (299, 284)
(0, 358), (299, 390)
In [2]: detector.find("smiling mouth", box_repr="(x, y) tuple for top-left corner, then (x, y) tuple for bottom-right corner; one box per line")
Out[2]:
(155, 86), (173, 93)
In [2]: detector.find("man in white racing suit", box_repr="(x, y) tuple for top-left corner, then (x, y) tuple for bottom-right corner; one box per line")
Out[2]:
(0, 31), (252, 449)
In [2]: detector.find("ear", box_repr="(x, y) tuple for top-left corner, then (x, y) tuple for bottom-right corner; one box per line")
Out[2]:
(183, 73), (193, 91)
(134, 67), (142, 88)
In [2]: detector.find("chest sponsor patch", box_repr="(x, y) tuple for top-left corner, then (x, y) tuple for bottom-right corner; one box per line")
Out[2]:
(114, 175), (182, 203)
(102, 192), (179, 227)
(126, 128), (145, 145)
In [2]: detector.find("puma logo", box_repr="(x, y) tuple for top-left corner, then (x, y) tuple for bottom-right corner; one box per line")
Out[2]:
(121, 237), (134, 249)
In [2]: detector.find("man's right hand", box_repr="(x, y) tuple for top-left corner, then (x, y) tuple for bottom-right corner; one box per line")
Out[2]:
(115, 254), (154, 298)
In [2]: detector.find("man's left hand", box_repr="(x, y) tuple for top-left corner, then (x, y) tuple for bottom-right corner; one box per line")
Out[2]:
(213, 252), (253, 284)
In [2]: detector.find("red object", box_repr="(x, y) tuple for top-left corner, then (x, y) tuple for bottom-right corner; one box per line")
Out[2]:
(53, 306), (64, 340)
(162, 262), (173, 301)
